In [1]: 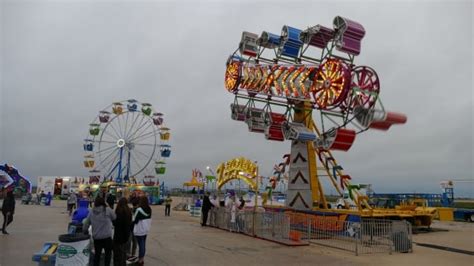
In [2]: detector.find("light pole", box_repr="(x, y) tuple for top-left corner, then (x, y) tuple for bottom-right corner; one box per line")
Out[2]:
(206, 166), (216, 192)
(254, 167), (259, 236)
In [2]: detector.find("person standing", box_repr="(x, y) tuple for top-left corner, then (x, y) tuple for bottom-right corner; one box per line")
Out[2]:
(113, 198), (132, 266)
(238, 196), (245, 210)
(67, 191), (77, 216)
(106, 192), (116, 209)
(98, 188), (107, 199)
(127, 192), (139, 260)
(209, 195), (219, 227)
(45, 192), (52, 206)
(83, 197), (116, 266)
(201, 192), (214, 227)
(87, 190), (93, 207)
(133, 196), (152, 266)
(39, 190), (45, 205)
(2, 190), (15, 234)
(164, 195), (172, 216)
(227, 196), (238, 232)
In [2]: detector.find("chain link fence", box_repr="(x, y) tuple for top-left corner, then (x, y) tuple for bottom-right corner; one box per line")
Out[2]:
(209, 208), (413, 255)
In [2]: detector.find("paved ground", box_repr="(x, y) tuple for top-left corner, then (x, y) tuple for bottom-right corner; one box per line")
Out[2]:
(0, 199), (473, 265)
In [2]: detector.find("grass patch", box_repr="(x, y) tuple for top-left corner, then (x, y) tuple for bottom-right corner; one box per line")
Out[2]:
(453, 201), (474, 209)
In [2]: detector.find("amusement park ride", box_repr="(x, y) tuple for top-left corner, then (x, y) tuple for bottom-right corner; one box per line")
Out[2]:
(82, 99), (171, 200)
(0, 163), (31, 194)
(223, 16), (435, 226)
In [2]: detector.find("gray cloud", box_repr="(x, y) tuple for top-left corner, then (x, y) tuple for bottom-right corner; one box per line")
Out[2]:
(1, 1), (472, 196)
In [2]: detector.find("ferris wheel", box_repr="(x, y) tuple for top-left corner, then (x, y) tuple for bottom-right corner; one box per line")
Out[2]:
(83, 99), (171, 184)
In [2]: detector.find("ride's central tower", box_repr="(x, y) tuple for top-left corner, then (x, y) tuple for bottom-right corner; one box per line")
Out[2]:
(286, 103), (324, 210)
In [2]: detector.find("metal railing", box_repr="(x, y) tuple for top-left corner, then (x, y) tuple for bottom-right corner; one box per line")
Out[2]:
(209, 208), (413, 255)
(308, 217), (410, 255)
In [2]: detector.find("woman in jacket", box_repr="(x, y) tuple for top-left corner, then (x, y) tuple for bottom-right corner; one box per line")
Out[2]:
(83, 197), (116, 266)
(113, 197), (132, 266)
(133, 196), (152, 266)
(2, 190), (15, 234)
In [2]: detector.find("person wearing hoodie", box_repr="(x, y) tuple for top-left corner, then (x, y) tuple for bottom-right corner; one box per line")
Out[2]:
(83, 197), (116, 266)
(133, 196), (152, 266)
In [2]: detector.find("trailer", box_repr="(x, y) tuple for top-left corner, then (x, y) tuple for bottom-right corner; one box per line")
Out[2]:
(453, 209), (474, 222)
(368, 180), (473, 222)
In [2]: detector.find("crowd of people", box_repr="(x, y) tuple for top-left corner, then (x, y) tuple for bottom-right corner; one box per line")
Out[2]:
(200, 192), (246, 231)
(80, 191), (152, 266)
(1, 186), (246, 265)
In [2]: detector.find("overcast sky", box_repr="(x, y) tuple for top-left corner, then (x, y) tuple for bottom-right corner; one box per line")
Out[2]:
(1, 0), (472, 197)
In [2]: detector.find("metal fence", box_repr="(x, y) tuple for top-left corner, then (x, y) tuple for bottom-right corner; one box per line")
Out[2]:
(210, 209), (309, 245)
(209, 208), (413, 255)
(308, 217), (412, 255)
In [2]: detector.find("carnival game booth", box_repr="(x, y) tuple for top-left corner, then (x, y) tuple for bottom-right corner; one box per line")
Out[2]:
(128, 182), (164, 205)
(178, 173), (204, 214)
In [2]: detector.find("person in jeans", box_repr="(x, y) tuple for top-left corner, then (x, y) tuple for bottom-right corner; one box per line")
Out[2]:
(113, 197), (132, 266)
(83, 197), (116, 266)
(133, 196), (152, 266)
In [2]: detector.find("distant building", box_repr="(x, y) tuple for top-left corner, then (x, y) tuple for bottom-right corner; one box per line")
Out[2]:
(37, 176), (89, 195)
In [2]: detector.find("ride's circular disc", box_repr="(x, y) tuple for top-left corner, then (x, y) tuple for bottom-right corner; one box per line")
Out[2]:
(225, 57), (242, 92)
(312, 58), (350, 109)
(343, 65), (380, 110)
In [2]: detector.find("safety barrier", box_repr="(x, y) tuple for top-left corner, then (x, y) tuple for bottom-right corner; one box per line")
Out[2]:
(210, 209), (309, 245)
(308, 217), (412, 255)
(209, 208), (413, 254)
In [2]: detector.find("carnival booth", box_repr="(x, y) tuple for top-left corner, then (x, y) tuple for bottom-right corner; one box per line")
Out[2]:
(180, 172), (204, 215)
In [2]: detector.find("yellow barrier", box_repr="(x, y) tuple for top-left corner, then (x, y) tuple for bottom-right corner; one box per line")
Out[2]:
(436, 207), (454, 221)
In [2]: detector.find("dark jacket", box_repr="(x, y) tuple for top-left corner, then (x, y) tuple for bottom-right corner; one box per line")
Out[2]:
(113, 210), (132, 244)
(106, 194), (116, 208)
(239, 198), (245, 209)
(133, 206), (152, 224)
(202, 195), (214, 211)
(2, 195), (15, 214)
(133, 206), (152, 236)
(130, 196), (139, 208)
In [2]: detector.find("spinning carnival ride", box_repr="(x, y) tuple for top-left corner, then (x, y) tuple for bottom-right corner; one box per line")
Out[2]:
(0, 163), (31, 194)
(83, 99), (171, 186)
(224, 17), (435, 225)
